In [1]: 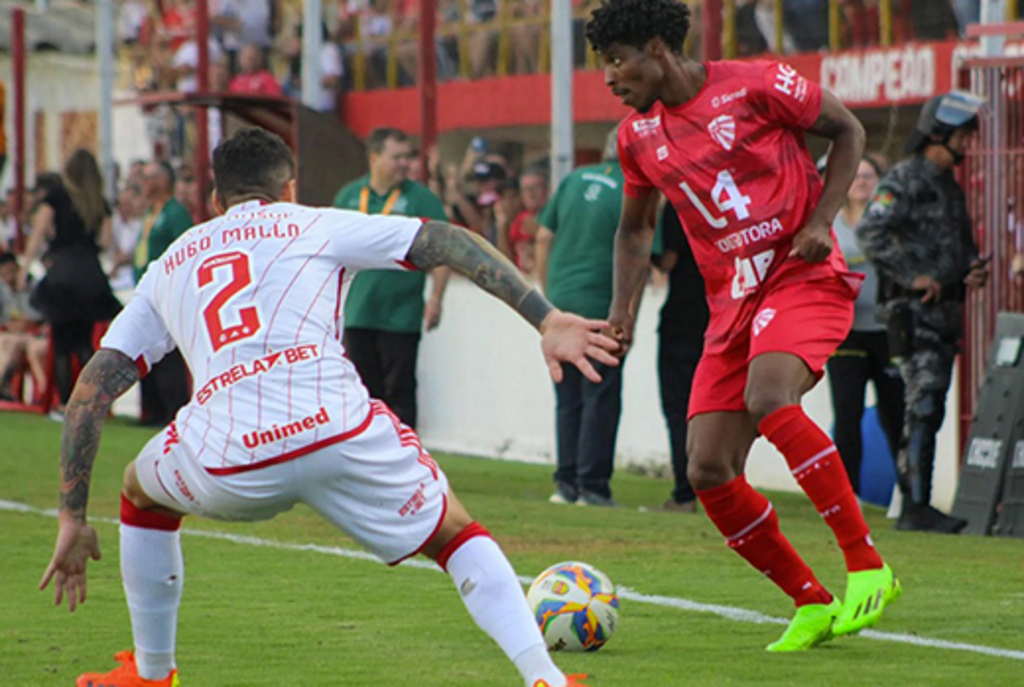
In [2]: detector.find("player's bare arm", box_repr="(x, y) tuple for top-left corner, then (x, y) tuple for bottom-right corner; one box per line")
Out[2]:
(59, 349), (140, 521)
(407, 220), (620, 382)
(607, 190), (656, 351)
(40, 349), (139, 611)
(793, 91), (866, 263)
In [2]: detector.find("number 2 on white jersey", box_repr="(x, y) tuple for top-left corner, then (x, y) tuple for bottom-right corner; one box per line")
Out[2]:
(197, 251), (261, 352)
(679, 170), (752, 229)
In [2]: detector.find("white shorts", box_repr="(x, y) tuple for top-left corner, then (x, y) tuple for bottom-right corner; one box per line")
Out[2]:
(135, 400), (450, 565)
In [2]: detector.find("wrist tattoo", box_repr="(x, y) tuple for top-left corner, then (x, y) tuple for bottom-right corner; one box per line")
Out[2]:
(517, 289), (554, 330)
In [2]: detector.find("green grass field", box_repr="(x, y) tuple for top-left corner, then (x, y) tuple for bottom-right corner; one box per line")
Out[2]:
(2, 411), (1023, 686)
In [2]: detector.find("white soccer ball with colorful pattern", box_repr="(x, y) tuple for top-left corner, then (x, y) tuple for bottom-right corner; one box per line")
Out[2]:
(527, 561), (619, 652)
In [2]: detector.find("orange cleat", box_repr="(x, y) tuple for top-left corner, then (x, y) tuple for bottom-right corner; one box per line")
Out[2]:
(533, 675), (591, 687)
(76, 651), (180, 687)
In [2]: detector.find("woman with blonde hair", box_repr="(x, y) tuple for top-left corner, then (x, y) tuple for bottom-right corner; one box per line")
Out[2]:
(21, 149), (121, 412)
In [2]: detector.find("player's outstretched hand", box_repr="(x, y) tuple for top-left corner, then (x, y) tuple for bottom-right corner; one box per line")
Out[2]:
(540, 311), (621, 384)
(40, 516), (102, 613)
(789, 219), (833, 263)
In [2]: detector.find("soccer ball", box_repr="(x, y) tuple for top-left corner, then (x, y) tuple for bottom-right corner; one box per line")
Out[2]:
(526, 561), (620, 652)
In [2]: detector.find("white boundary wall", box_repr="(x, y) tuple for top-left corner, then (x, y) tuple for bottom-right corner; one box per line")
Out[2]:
(0, 53), (149, 191)
(416, 278), (961, 510)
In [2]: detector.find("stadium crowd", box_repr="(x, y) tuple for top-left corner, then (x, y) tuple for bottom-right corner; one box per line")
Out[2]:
(114, 0), (1017, 100)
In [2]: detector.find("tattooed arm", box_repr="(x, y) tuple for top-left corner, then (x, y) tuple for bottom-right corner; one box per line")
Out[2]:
(792, 90), (867, 263)
(405, 220), (620, 382)
(41, 349), (139, 611)
(407, 220), (554, 330)
(59, 349), (140, 522)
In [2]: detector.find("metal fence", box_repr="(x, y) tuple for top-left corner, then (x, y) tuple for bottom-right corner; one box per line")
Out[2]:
(959, 46), (1024, 447)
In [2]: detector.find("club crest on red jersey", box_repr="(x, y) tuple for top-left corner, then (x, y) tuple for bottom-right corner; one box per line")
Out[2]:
(707, 115), (736, 151)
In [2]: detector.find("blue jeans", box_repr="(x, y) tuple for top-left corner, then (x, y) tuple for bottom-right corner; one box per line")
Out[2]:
(553, 361), (623, 499)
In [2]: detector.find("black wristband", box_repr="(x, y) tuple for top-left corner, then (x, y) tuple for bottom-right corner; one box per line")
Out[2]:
(518, 289), (554, 330)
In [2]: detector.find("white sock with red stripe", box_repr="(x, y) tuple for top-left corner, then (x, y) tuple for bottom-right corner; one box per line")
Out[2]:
(120, 494), (184, 681)
(438, 525), (565, 687)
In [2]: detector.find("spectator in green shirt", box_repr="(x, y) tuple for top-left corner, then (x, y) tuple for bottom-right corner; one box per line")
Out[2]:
(135, 161), (194, 281)
(534, 128), (627, 507)
(333, 128), (450, 429)
(136, 160), (194, 427)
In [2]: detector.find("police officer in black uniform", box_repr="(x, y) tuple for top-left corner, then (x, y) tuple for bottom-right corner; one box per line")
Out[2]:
(856, 91), (990, 533)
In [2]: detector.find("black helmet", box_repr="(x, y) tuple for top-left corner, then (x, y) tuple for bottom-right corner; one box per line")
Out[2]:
(904, 90), (986, 155)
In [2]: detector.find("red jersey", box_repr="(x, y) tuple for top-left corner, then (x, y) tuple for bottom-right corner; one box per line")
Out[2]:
(618, 60), (855, 353)
(229, 71), (283, 97)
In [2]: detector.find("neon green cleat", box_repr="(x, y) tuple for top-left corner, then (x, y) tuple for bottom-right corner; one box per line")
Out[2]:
(834, 563), (902, 636)
(766, 598), (841, 652)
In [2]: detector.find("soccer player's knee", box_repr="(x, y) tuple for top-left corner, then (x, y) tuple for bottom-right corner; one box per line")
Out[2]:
(744, 385), (791, 424)
(686, 441), (734, 491)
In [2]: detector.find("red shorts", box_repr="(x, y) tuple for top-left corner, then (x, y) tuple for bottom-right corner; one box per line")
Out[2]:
(688, 276), (855, 419)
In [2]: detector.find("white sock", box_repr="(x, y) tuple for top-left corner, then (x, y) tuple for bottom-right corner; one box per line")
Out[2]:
(120, 524), (184, 680)
(446, 536), (565, 687)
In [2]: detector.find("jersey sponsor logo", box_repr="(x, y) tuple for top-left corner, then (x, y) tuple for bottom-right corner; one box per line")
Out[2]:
(656, 145), (670, 161)
(732, 250), (776, 300)
(752, 307), (777, 336)
(711, 87), (748, 109)
(715, 217), (785, 253)
(173, 469), (197, 503)
(195, 343), (321, 405)
(399, 482), (429, 517)
(773, 63), (808, 102)
(241, 406), (332, 450)
(707, 115), (736, 151)
(631, 115), (662, 137)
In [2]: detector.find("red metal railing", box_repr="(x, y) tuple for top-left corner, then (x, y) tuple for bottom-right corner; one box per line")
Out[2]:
(959, 40), (1024, 450)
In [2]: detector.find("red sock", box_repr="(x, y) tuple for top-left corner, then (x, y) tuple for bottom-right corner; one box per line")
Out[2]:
(759, 405), (883, 572)
(697, 475), (832, 607)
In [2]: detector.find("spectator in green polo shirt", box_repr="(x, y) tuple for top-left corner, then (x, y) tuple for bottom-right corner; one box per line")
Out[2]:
(534, 128), (627, 508)
(135, 160), (194, 427)
(333, 128), (449, 429)
(134, 161), (194, 281)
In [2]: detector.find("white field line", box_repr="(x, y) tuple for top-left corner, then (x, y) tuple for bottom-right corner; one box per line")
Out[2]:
(6, 498), (1023, 662)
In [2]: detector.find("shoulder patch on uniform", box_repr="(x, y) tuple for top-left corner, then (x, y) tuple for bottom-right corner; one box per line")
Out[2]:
(867, 190), (895, 215)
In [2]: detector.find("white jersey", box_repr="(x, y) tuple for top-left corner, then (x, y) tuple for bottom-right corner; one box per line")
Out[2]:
(103, 200), (423, 474)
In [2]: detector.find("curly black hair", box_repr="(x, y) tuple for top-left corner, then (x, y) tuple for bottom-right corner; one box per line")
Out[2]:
(585, 0), (691, 55)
